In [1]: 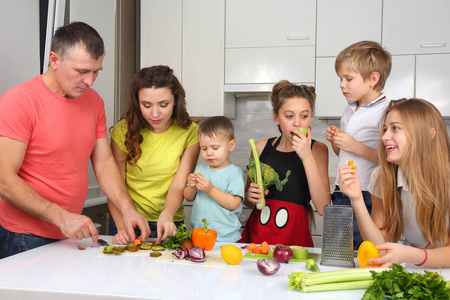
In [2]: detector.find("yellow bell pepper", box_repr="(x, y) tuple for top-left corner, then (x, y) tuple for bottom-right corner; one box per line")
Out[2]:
(357, 241), (381, 268)
(348, 160), (357, 169)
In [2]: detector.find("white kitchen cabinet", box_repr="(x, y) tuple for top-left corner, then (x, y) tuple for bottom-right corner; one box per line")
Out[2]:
(225, 0), (316, 92)
(383, 0), (450, 55)
(384, 55), (415, 102)
(182, 0), (234, 118)
(225, 46), (315, 85)
(226, 0), (315, 48)
(416, 54), (450, 116)
(315, 57), (346, 118)
(141, 0), (233, 118)
(140, 0), (182, 78)
(316, 0), (382, 57)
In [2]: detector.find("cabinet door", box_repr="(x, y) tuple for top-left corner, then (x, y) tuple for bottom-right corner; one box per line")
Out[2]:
(225, 46), (315, 85)
(140, 0), (182, 77)
(315, 57), (346, 118)
(182, 0), (234, 117)
(316, 0), (382, 57)
(384, 56), (415, 102)
(226, 0), (316, 48)
(383, 0), (450, 55)
(416, 54), (450, 116)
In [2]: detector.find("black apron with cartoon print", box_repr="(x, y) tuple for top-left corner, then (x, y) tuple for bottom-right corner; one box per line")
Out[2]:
(240, 137), (315, 247)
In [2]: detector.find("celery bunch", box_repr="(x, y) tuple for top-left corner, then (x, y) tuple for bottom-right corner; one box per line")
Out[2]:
(288, 268), (389, 293)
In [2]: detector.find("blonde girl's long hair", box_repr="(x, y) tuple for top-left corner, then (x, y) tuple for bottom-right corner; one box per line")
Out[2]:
(375, 98), (450, 248)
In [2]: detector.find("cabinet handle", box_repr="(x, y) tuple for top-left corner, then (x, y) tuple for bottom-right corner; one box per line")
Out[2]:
(287, 36), (310, 41)
(420, 43), (446, 48)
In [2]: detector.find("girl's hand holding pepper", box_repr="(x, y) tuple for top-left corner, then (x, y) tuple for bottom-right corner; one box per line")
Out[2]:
(367, 243), (420, 268)
(338, 165), (363, 203)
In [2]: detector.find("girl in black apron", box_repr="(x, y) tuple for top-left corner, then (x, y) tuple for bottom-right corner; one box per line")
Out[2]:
(240, 80), (330, 247)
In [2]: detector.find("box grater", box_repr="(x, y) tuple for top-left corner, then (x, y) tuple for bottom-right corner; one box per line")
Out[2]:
(320, 204), (355, 267)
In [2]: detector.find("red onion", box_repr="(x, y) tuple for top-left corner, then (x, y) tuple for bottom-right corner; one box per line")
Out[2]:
(272, 244), (293, 263)
(172, 245), (189, 260)
(257, 259), (281, 275)
(188, 246), (205, 262)
(171, 245), (205, 263)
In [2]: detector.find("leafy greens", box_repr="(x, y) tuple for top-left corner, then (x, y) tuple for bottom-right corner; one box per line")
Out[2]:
(161, 223), (192, 250)
(362, 263), (450, 300)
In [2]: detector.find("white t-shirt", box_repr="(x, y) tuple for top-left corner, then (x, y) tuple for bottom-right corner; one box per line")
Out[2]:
(368, 167), (428, 247)
(335, 94), (389, 190)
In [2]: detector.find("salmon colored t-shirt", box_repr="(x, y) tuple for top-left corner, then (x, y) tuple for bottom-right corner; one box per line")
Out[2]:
(0, 76), (107, 239)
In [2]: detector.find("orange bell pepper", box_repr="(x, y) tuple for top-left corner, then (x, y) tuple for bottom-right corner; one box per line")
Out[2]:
(192, 218), (217, 251)
(357, 240), (381, 268)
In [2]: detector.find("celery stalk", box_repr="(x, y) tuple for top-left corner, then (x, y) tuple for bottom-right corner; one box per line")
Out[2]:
(288, 268), (390, 293)
(303, 270), (373, 286)
(248, 138), (265, 210)
(300, 280), (375, 293)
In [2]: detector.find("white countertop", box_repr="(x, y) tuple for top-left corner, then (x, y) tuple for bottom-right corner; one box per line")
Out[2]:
(0, 235), (448, 300)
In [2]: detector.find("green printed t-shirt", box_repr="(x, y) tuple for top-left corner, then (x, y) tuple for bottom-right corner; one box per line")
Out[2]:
(111, 119), (199, 221)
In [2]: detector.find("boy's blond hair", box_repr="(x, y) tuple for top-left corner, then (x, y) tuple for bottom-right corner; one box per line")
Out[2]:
(335, 40), (392, 92)
(198, 116), (234, 140)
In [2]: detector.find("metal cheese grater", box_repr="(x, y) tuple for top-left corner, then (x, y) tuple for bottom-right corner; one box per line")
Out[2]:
(320, 204), (355, 267)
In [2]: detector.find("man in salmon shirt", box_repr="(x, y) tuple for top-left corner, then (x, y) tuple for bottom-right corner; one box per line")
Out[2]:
(0, 22), (150, 258)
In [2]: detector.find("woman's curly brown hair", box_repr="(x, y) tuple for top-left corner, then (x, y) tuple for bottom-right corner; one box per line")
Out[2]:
(122, 65), (192, 167)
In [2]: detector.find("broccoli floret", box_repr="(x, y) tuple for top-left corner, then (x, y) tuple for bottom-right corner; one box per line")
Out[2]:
(247, 158), (290, 192)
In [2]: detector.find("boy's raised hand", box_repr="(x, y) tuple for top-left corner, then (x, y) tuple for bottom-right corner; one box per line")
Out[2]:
(325, 125), (338, 143)
(332, 130), (358, 153)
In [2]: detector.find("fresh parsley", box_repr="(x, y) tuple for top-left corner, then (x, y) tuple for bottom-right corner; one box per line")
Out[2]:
(362, 263), (450, 300)
(161, 223), (192, 250)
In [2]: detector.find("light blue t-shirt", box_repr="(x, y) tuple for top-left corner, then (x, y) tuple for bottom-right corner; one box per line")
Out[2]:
(190, 163), (245, 242)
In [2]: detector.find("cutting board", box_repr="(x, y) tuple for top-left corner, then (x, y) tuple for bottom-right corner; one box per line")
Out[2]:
(98, 246), (228, 267)
(244, 251), (318, 263)
(155, 251), (227, 267)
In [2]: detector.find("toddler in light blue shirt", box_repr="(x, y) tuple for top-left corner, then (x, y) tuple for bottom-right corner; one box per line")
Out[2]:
(183, 116), (245, 242)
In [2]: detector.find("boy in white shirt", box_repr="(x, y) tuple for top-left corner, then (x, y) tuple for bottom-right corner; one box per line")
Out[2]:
(326, 40), (392, 250)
